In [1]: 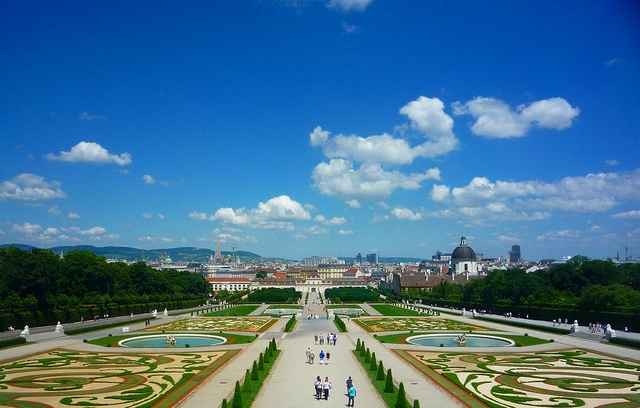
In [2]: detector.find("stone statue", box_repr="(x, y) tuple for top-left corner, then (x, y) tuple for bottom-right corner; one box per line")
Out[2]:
(20, 325), (30, 338)
(570, 320), (579, 333)
(164, 308), (168, 316)
(605, 324), (616, 340)
(55, 321), (64, 334)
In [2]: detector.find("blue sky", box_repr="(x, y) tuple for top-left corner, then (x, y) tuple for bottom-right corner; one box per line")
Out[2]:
(1, 1), (639, 261)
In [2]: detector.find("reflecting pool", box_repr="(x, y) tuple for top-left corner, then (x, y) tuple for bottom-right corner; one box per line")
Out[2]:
(405, 334), (514, 347)
(118, 334), (227, 348)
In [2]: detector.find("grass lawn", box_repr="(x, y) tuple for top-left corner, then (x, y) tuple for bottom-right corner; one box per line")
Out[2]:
(201, 305), (260, 316)
(88, 332), (258, 347)
(373, 332), (550, 347)
(369, 303), (420, 316)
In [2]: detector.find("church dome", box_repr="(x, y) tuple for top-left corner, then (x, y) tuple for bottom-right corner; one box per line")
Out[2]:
(451, 236), (476, 260)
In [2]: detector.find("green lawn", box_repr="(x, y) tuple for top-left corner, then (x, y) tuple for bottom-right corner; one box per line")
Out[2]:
(369, 303), (420, 316)
(201, 305), (260, 316)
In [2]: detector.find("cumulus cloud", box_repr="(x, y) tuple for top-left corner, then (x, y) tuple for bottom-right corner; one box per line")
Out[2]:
(48, 206), (61, 216)
(12, 222), (42, 234)
(315, 215), (347, 225)
(312, 160), (440, 201)
(338, 229), (354, 235)
(391, 207), (423, 221)
(612, 210), (640, 219)
(142, 213), (153, 219)
(606, 159), (620, 166)
(346, 199), (361, 209)
(142, 175), (156, 184)
(46, 141), (132, 165)
(430, 184), (450, 202)
(310, 96), (454, 202)
(327, 0), (372, 11)
(68, 212), (81, 219)
(452, 97), (579, 138)
(0, 173), (67, 202)
(193, 195), (311, 230)
(428, 168), (640, 226)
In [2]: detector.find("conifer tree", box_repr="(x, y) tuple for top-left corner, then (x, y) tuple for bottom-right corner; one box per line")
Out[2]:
(221, 398), (228, 408)
(232, 381), (243, 408)
(258, 353), (265, 370)
(251, 361), (259, 380)
(264, 346), (271, 363)
(376, 361), (386, 381)
(243, 369), (252, 392)
(369, 352), (377, 371)
(384, 368), (394, 393)
(395, 382), (408, 408)
(365, 348), (371, 363)
(356, 338), (361, 351)
(413, 399), (421, 408)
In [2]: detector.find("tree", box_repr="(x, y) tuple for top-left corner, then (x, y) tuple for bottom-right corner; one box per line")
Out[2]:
(243, 369), (252, 392)
(376, 361), (385, 381)
(255, 270), (268, 279)
(395, 382), (408, 408)
(232, 381), (242, 408)
(384, 369), (394, 393)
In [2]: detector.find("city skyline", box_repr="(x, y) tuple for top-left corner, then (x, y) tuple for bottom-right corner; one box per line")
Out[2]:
(1, 1), (639, 261)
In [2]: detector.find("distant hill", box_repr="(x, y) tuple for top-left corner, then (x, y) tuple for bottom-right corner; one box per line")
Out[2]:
(0, 244), (264, 263)
(338, 257), (425, 264)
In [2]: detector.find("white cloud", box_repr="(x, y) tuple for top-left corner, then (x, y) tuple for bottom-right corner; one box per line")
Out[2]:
(305, 225), (330, 235)
(310, 96), (453, 203)
(189, 211), (210, 221)
(312, 160), (440, 200)
(46, 141), (132, 165)
(48, 206), (61, 216)
(68, 212), (81, 219)
(327, 0), (372, 11)
(391, 207), (423, 221)
(341, 22), (359, 34)
(142, 175), (156, 184)
(65, 226), (107, 235)
(0, 174), (67, 202)
(430, 184), (450, 202)
(315, 215), (347, 225)
(612, 210), (640, 219)
(606, 159), (620, 166)
(338, 229), (354, 235)
(452, 97), (579, 138)
(158, 214), (165, 220)
(142, 213), (153, 219)
(537, 229), (581, 242)
(198, 195), (312, 230)
(79, 112), (105, 121)
(346, 199), (361, 209)
(12, 222), (42, 234)
(429, 168), (640, 226)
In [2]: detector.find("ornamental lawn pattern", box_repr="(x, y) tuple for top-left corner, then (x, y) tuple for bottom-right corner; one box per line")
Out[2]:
(142, 317), (275, 333)
(0, 349), (235, 407)
(357, 317), (488, 332)
(402, 349), (640, 408)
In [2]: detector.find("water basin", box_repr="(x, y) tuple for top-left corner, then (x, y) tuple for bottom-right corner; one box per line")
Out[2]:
(118, 334), (227, 348)
(263, 309), (301, 315)
(331, 309), (364, 315)
(405, 334), (514, 347)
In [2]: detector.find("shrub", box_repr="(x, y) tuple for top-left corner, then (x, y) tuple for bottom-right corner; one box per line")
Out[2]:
(413, 400), (420, 408)
(258, 353), (265, 370)
(376, 362), (386, 381)
(369, 352), (377, 371)
(365, 348), (371, 363)
(243, 369), (252, 392)
(395, 382), (408, 408)
(384, 369), (394, 393)
(232, 381), (242, 408)
(251, 361), (259, 380)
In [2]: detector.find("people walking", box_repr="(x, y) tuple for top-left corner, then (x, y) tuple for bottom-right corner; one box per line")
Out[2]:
(306, 348), (311, 364)
(325, 352), (330, 365)
(347, 382), (356, 407)
(310, 350), (315, 364)
(319, 350), (325, 365)
(314, 376), (322, 400)
(322, 376), (331, 400)
(346, 376), (353, 393)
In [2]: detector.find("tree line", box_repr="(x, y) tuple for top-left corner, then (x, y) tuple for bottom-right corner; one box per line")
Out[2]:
(0, 245), (210, 313)
(411, 257), (639, 311)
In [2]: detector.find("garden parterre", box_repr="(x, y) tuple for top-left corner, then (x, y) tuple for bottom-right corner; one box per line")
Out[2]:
(400, 349), (640, 408)
(356, 317), (488, 332)
(141, 317), (276, 333)
(0, 349), (235, 407)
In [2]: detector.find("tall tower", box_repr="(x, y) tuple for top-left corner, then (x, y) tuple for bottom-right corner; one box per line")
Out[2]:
(214, 234), (222, 264)
(509, 244), (521, 263)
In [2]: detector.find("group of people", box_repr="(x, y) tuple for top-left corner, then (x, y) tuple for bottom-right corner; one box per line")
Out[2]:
(306, 348), (331, 364)
(312, 375), (356, 405)
(313, 332), (337, 345)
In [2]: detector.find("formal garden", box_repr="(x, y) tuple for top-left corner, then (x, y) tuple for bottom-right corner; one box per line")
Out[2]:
(0, 348), (237, 407)
(398, 348), (640, 408)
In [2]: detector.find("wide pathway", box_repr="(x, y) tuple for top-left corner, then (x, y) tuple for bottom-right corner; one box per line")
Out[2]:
(250, 291), (387, 408)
